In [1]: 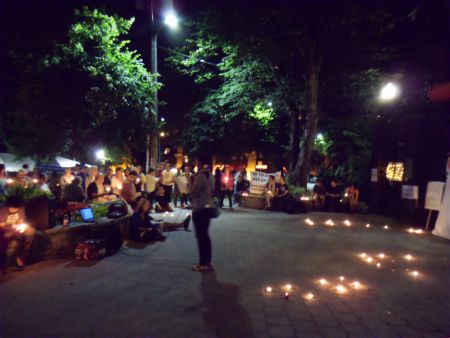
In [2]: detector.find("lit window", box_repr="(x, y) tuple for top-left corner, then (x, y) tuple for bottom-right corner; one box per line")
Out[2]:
(386, 162), (404, 181)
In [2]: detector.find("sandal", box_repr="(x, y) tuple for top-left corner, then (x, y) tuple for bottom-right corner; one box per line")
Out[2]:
(192, 265), (210, 272)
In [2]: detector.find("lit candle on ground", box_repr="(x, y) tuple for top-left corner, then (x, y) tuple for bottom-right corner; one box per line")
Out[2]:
(339, 276), (345, 281)
(336, 285), (347, 294)
(404, 254), (413, 261)
(285, 284), (293, 291)
(319, 278), (328, 286)
(265, 286), (273, 293)
(383, 225), (389, 230)
(344, 220), (351, 226)
(414, 229), (423, 234)
(304, 293), (315, 300)
(410, 270), (419, 278)
(284, 292), (290, 300)
(366, 224), (371, 228)
(366, 257), (373, 263)
(378, 253), (385, 259)
(408, 228), (415, 233)
(305, 218), (314, 225)
(325, 219), (335, 226)
(376, 263), (381, 268)
(360, 253), (367, 258)
(351, 281), (361, 289)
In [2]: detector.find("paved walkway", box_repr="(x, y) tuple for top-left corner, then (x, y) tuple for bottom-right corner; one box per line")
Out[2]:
(1, 209), (449, 337)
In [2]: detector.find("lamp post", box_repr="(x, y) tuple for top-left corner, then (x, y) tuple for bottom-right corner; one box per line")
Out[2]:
(370, 81), (401, 213)
(146, 4), (179, 172)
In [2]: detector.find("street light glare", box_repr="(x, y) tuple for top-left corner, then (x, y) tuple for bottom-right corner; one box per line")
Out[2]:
(380, 82), (400, 101)
(96, 149), (106, 160)
(164, 11), (179, 29)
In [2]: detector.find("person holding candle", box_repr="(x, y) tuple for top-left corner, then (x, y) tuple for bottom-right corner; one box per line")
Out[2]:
(111, 167), (125, 195)
(220, 166), (234, 209)
(60, 167), (74, 189)
(155, 186), (174, 213)
(191, 154), (216, 272)
(0, 196), (36, 271)
(145, 168), (157, 209)
(120, 170), (138, 208)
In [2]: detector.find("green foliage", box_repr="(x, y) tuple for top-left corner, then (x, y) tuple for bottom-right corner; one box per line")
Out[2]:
(251, 103), (274, 126)
(90, 202), (109, 218)
(3, 184), (51, 201)
(313, 134), (332, 156)
(1, 7), (159, 161)
(289, 186), (306, 198)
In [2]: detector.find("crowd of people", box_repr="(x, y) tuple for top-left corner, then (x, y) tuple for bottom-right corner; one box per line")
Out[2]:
(312, 179), (360, 213)
(0, 160), (361, 274)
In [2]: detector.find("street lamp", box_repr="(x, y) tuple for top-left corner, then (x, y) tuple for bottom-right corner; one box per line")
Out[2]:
(96, 149), (106, 161)
(163, 10), (179, 29)
(146, 4), (179, 172)
(380, 82), (400, 101)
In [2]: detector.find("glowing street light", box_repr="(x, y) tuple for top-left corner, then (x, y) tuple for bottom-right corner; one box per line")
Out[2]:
(380, 82), (400, 101)
(146, 5), (180, 172)
(96, 149), (106, 161)
(164, 10), (179, 29)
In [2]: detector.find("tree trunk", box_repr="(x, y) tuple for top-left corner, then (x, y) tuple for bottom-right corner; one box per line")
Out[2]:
(292, 66), (320, 187)
(287, 102), (301, 172)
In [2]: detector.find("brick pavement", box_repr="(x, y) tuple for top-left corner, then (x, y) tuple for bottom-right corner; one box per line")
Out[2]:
(1, 209), (449, 337)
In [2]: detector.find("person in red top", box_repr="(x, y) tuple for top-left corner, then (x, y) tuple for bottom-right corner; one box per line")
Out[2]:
(219, 166), (234, 208)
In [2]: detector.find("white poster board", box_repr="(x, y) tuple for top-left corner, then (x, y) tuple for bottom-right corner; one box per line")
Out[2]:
(433, 157), (450, 239)
(425, 181), (445, 211)
(249, 171), (270, 195)
(401, 185), (419, 200)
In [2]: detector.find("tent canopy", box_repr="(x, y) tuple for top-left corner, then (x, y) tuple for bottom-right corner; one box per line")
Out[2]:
(0, 153), (80, 173)
(0, 153), (36, 172)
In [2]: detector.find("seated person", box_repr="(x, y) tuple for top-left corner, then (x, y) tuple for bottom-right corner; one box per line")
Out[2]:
(265, 175), (276, 209)
(0, 196), (36, 272)
(87, 174), (115, 203)
(312, 179), (326, 210)
(325, 179), (341, 212)
(273, 176), (289, 212)
(234, 174), (250, 204)
(129, 199), (166, 242)
(155, 186), (173, 213)
(62, 177), (86, 203)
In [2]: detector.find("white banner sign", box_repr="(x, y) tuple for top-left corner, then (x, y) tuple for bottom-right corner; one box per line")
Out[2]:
(401, 185), (419, 200)
(249, 171), (271, 195)
(433, 157), (450, 239)
(425, 181), (445, 211)
(250, 171), (283, 194)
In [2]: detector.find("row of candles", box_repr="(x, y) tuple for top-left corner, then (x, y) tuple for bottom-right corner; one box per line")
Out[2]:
(263, 276), (367, 300)
(358, 252), (421, 278)
(304, 218), (426, 235)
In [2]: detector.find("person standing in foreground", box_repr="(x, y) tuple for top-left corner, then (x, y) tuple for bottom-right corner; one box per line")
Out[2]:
(190, 155), (215, 272)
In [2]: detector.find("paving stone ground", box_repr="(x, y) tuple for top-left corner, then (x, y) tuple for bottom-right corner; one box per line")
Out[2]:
(1, 209), (449, 338)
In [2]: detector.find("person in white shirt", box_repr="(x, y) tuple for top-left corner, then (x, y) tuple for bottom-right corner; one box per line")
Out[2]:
(60, 168), (74, 188)
(145, 168), (157, 209)
(176, 166), (191, 208)
(134, 165), (147, 198)
(111, 167), (124, 195)
(161, 163), (175, 205)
